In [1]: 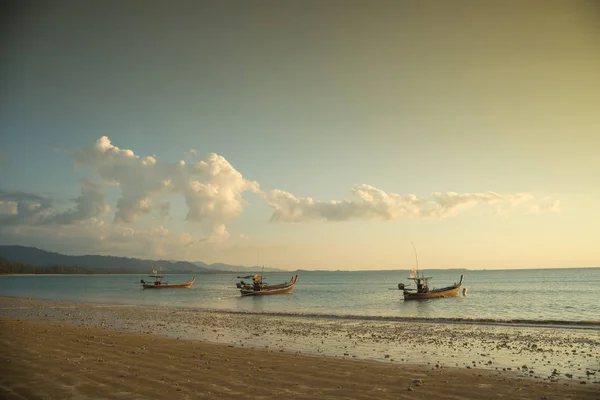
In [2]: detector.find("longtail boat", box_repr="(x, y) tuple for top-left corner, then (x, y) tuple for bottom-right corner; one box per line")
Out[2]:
(237, 270), (299, 296)
(400, 273), (463, 300)
(140, 268), (195, 289)
(397, 242), (465, 300)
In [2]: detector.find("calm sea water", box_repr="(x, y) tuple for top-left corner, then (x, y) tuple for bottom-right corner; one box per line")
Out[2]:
(1, 268), (598, 326)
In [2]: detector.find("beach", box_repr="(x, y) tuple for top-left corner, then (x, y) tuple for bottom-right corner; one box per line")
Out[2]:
(1, 297), (598, 399)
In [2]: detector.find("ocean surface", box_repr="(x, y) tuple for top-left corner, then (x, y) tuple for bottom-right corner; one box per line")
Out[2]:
(1, 268), (598, 326)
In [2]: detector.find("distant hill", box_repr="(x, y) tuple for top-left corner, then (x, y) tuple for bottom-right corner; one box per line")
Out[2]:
(0, 245), (287, 274)
(193, 261), (284, 273)
(0, 245), (211, 274)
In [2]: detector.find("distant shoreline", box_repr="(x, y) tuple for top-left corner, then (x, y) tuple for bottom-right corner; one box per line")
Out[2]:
(0, 272), (270, 276)
(1, 266), (599, 276)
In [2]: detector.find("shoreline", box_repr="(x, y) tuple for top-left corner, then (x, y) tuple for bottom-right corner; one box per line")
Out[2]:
(1, 293), (597, 330)
(164, 307), (600, 329)
(2, 317), (597, 399)
(1, 296), (598, 387)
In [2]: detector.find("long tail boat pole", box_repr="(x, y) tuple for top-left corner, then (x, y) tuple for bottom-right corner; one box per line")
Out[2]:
(411, 241), (420, 279)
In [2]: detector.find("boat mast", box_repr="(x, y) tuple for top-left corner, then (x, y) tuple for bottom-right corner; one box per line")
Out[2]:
(257, 251), (264, 281)
(411, 241), (420, 279)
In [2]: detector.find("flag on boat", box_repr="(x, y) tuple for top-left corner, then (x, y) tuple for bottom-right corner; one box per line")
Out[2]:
(152, 269), (157, 275)
(410, 269), (416, 278)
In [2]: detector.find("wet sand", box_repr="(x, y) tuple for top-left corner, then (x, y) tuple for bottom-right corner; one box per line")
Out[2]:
(0, 297), (598, 399)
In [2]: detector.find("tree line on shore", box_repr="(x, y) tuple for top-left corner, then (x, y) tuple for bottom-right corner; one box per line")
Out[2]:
(0, 259), (141, 274)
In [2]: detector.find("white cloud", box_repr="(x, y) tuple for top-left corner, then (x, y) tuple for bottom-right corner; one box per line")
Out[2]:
(180, 153), (261, 228)
(427, 191), (533, 219)
(72, 136), (261, 234)
(72, 137), (168, 223)
(1, 136), (260, 238)
(268, 185), (550, 222)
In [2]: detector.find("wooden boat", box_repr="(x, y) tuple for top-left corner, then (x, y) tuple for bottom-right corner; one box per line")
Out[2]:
(397, 242), (464, 300)
(400, 273), (463, 300)
(237, 273), (299, 297)
(140, 270), (195, 289)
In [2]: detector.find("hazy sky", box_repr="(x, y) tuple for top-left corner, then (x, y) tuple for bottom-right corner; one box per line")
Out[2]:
(1, 0), (598, 270)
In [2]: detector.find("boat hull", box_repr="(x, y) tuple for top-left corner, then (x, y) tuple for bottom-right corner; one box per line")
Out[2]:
(403, 285), (461, 300)
(142, 277), (196, 289)
(240, 275), (298, 297)
(403, 275), (463, 300)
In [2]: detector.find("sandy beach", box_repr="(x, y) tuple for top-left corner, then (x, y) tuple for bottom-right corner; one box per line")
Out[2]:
(0, 297), (598, 399)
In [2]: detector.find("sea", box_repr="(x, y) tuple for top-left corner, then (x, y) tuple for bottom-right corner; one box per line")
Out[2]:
(1, 268), (598, 327)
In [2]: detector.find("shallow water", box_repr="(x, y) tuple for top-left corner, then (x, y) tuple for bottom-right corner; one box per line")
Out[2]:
(1, 268), (598, 325)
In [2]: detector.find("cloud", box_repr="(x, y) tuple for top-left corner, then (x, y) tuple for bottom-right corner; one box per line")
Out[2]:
(1, 136), (563, 261)
(72, 136), (261, 233)
(71, 137), (164, 223)
(185, 149), (197, 159)
(0, 180), (109, 226)
(427, 191), (533, 219)
(268, 184), (548, 222)
(45, 179), (110, 224)
(0, 200), (18, 215)
(0, 190), (49, 203)
(528, 199), (561, 215)
(0, 190), (54, 226)
(192, 223), (230, 246)
(180, 153), (261, 227)
(158, 201), (171, 218)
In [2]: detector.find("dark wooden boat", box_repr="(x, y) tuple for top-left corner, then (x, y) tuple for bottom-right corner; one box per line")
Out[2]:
(400, 274), (463, 300)
(238, 274), (299, 297)
(140, 272), (195, 289)
(397, 242), (464, 300)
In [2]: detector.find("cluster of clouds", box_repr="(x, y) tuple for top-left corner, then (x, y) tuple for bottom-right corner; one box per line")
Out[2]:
(0, 136), (560, 256)
(70, 136), (261, 230)
(267, 185), (558, 222)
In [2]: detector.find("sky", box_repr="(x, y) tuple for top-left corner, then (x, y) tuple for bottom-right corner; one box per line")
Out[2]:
(1, 0), (599, 270)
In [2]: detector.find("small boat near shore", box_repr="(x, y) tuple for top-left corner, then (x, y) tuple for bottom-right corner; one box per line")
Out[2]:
(237, 270), (299, 296)
(397, 242), (465, 300)
(140, 268), (195, 289)
(400, 273), (463, 300)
